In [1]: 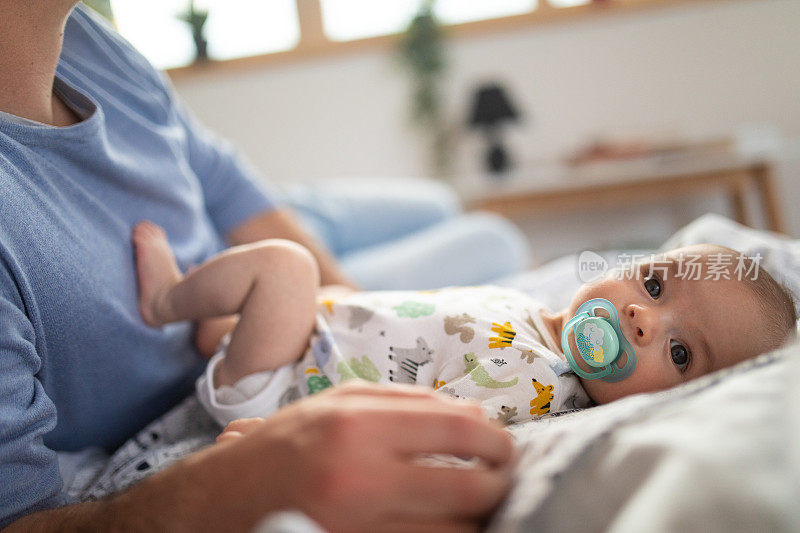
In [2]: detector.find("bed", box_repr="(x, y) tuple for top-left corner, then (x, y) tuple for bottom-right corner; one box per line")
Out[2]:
(58, 213), (800, 531)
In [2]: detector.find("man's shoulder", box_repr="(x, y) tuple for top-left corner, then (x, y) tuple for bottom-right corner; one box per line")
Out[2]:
(60, 5), (167, 97)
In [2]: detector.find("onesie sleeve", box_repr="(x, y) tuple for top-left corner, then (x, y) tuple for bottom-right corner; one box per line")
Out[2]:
(0, 268), (64, 527)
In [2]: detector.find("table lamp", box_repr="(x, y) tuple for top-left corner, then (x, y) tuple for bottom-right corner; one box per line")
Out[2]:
(468, 83), (521, 176)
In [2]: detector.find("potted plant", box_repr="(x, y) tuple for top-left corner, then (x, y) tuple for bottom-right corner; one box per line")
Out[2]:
(178, 0), (210, 62)
(397, 0), (453, 178)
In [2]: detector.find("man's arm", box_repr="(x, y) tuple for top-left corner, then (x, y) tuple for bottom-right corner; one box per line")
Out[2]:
(4, 383), (514, 532)
(226, 207), (356, 288)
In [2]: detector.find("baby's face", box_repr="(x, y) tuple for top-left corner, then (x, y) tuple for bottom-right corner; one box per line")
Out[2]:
(566, 244), (770, 404)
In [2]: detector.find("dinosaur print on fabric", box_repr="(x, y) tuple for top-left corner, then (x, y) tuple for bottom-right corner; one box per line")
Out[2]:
(337, 356), (381, 382)
(463, 352), (518, 389)
(392, 301), (435, 318)
(198, 286), (590, 431)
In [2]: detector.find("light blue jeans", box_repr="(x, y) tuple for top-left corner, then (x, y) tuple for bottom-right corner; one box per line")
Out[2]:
(284, 178), (531, 289)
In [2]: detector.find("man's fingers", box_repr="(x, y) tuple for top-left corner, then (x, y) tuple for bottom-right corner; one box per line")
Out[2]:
(391, 464), (512, 520)
(377, 520), (479, 533)
(222, 417), (264, 434)
(216, 417), (266, 443)
(312, 393), (512, 465)
(215, 431), (242, 444)
(370, 408), (514, 466)
(326, 380), (458, 403)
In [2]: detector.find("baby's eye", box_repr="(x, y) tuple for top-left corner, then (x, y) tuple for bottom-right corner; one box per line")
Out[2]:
(670, 340), (691, 371)
(643, 273), (662, 299)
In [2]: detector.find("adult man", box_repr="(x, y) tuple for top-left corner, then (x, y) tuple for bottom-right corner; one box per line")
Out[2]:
(0, 2), (519, 529)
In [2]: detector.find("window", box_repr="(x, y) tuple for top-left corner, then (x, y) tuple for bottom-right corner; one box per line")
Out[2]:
(548, 0), (591, 7)
(110, 0), (300, 70)
(320, 0), (538, 42)
(87, 0), (696, 74)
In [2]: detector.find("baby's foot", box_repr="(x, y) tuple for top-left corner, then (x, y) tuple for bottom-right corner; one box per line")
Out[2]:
(132, 221), (182, 326)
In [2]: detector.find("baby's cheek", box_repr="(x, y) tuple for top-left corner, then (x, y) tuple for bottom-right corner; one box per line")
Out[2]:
(629, 353), (681, 393)
(570, 279), (612, 309)
(582, 353), (678, 404)
(572, 278), (621, 309)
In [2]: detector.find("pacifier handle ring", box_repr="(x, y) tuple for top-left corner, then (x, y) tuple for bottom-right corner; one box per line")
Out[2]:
(582, 298), (621, 323)
(601, 339), (637, 383)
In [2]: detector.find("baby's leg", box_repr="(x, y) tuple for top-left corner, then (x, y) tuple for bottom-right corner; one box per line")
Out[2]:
(133, 221), (319, 387)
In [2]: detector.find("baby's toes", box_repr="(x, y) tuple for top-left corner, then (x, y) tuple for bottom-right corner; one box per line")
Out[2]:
(133, 221), (164, 241)
(132, 223), (149, 243)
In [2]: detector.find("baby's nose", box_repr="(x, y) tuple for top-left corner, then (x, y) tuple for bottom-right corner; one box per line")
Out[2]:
(624, 304), (657, 345)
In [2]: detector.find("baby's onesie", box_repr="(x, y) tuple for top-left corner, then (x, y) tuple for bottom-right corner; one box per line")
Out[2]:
(196, 286), (592, 426)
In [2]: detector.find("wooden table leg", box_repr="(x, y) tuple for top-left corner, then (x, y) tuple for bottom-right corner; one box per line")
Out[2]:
(751, 162), (786, 234)
(730, 181), (750, 228)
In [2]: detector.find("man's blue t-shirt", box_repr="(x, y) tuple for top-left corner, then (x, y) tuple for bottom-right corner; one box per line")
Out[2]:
(0, 5), (279, 525)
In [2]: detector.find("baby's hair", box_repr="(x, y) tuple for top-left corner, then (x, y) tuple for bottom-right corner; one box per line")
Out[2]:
(742, 260), (797, 350)
(702, 245), (797, 351)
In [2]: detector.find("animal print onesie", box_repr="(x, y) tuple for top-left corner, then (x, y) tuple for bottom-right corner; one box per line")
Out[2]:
(196, 286), (592, 427)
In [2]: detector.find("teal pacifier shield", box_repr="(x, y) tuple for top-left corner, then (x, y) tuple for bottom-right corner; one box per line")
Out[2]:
(561, 297), (637, 382)
(575, 318), (619, 368)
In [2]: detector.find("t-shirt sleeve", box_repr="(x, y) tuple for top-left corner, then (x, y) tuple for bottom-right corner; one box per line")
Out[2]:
(167, 80), (284, 238)
(0, 269), (64, 528)
(71, 4), (283, 240)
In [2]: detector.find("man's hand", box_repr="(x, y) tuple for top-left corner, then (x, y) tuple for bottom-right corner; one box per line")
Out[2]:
(214, 381), (515, 532)
(7, 382), (513, 533)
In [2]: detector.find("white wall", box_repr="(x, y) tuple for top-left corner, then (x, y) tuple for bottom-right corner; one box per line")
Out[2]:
(173, 0), (800, 264)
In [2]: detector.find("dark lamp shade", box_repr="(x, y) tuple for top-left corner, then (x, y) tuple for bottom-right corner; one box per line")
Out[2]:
(468, 84), (520, 128)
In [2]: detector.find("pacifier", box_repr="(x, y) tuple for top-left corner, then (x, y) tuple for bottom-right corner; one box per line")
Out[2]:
(561, 298), (636, 382)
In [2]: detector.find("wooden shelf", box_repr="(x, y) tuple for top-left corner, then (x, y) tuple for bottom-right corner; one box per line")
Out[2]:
(461, 151), (786, 234)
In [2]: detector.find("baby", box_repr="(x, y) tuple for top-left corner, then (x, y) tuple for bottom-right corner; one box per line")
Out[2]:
(132, 222), (796, 427)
